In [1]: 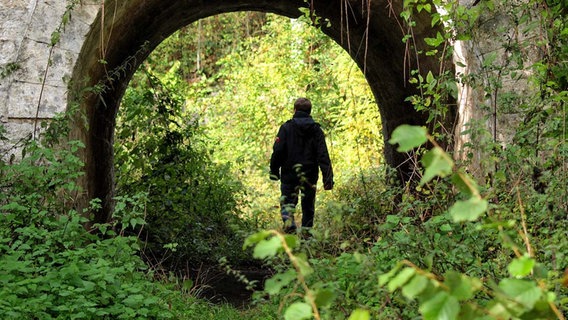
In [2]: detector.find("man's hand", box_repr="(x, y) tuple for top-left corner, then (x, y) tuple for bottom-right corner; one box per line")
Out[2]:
(270, 173), (280, 181)
(324, 182), (333, 190)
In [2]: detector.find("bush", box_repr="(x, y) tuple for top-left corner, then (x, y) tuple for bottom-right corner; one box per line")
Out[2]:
(0, 138), (177, 318)
(115, 65), (252, 270)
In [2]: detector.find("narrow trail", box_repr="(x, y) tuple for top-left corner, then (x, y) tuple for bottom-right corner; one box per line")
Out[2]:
(193, 265), (273, 308)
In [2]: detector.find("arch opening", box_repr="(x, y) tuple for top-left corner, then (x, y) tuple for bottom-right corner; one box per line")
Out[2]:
(113, 12), (387, 305)
(69, 0), (449, 223)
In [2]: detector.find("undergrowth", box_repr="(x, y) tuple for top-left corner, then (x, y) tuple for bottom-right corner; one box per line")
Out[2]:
(243, 0), (568, 319)
(0, 122), (272, 319)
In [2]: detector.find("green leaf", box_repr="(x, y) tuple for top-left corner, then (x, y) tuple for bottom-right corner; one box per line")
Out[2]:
(265, 269), (296, 295)
(0, 202), (28, 213)
(508, 256), (535, 278)
(486, 301), (514, 319)
(284, 302), (312, 320)
(426, 71), (435, 84)
(388, 267), (416, 292)
(253, 236), (282, 259)
(295, 253), (314, 277)
(424, 32), (444, 47)
(314, 288), (337, 307)
(348, 308), (370, 320)
(284, 234), (298, 250)
(243, 230), (271, 249)
(50, 31), (61, 46)
(451, 172), (478, 197)
(444, 271), (481, 301)
(402, 274), (429, 299)
(379, 264), (402, 286)
(449, 197), (488, 222)
(389, 125), (428, 152)
(420, 147), (453, 185)
(123, 294), (145, 308)
(419, 291), (460, 320)
(499, 279), (542, 309)
(182, 279), (193, 291)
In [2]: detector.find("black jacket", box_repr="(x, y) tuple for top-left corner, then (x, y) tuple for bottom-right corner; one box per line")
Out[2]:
(270, 111), (334, 188)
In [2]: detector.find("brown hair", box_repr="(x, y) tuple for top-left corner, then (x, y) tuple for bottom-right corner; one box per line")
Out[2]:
(294, 97), (312, 114)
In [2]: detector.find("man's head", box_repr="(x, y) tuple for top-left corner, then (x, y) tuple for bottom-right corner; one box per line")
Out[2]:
(294, 97), (312, 114)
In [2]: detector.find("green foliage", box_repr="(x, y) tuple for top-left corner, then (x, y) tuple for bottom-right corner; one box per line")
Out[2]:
(238, 1), (567, 319)
(380, 2), (568, 312)
(244, 230), (371, 320)
(138, 12), (381, 233)
(248, 122), (565, 319)
(0, 134), (178, 318)
(0, 62), (20, 79)
(0, 114), (267, 318)
(192, 13), (380, 223)
(0, 213), (174, 319)
(381, 124), (564, 319)
(115, 63), (249, 268)
(147, 12), (267, 81)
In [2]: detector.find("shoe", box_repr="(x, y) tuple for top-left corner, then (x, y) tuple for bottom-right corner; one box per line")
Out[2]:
(283, 225), (297, 234)
(299, 228), (312, 240)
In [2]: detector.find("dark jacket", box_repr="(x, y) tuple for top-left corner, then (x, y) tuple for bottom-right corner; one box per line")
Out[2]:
(270, 111), (334, 189)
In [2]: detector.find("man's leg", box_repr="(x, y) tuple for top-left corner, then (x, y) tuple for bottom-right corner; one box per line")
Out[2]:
(300, 182), (317, 228)
(280, 183), (299, 230)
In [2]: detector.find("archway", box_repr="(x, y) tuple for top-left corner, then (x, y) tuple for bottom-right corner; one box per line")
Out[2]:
(68, 0), (449, 223)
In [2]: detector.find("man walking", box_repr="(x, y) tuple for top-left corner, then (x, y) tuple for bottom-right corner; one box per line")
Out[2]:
(269, 98), (334, 232)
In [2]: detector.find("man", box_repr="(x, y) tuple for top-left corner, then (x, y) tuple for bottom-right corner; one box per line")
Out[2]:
(269, 97), (334, 232)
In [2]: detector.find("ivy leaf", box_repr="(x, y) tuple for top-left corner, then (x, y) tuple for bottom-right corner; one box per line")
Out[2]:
(389, 125), (428, 152)
(420, 147), (453, 185)
(424, 32), (444, 47)
(508, 256), (535, 278)
(419, 291), (460, 320)
(499, 279), (542, 309)
(284, 302), (312, 320)
(50, 31), (61, 46)
(348, 308), (370, 320)
(426, 70), (435, 85)
(449, 197), (488, 222)
(253, 236), (282, 259)
(265, 269), (296, 295)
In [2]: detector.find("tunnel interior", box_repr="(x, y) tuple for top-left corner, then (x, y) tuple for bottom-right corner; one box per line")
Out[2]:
(68, 0), (449, 223)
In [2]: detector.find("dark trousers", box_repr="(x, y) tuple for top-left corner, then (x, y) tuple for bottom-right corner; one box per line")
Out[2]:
(280, 181), (317, 228)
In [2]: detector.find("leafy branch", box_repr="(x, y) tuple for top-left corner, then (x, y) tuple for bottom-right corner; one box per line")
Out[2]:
(386, 124), (564, 319)
(389, 125), (487, 222)
(244, 230), (370, 320)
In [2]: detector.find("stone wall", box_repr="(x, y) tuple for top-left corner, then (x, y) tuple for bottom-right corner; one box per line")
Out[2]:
(453, 0), (544, 176)
(0, 0), (98, 150)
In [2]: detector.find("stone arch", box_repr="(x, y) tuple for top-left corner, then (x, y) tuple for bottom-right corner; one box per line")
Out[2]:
(68, 0), (450, 223)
